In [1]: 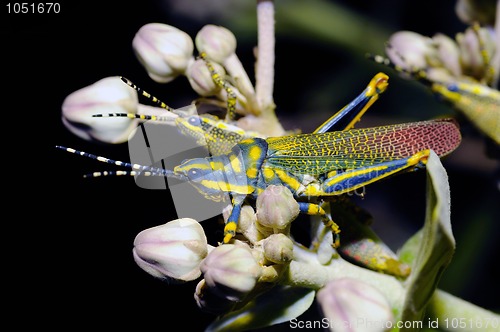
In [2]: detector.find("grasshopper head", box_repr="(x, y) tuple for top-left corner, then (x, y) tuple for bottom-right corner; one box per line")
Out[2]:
(175, 115), (208, 147)
(173, 158), (228, 202)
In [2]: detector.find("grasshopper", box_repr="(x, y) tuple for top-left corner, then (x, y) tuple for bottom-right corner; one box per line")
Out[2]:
(95, 61), (391, 156)
(368, 24), (500, 145)
(371, 54), (500, 145)
(63, 71), (425, 276)
(56, 115), (461, 247)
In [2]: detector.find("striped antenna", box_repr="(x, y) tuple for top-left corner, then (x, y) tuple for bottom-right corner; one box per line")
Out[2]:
(81, 170), (169, 178)
(55, 145), (187, 180)
(92, 113), (175, 122)
(120, 76), (176, 112)
(365, 52), (434, 86)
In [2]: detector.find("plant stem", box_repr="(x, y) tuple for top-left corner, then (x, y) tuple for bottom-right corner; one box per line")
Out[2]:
(255, 0), (276, 112)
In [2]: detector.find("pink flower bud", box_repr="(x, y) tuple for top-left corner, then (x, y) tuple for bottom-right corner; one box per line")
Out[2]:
(317, 278), (394, 332)
(261, 233), (294, 264)
(386, 31), (437, 71)
(186, 58), (226, 96)
(133, 218), (208, 282)
(61, 76), (139, 144)
(432, 33), (462, 77)
(200, 244), (261, 301)
(456, 26), (495, 79)
(256, 185), (299, 230)
(195, 24), (237, 63)
(132, 23), (194, 83)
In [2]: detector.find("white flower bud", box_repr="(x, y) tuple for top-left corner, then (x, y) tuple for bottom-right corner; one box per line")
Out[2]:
(194, 279), (236, 314)
(132, 23), (194, 83)
(61, 76), (139, 144)
(200, 244), (262, 301)
(186, 58), (225, 96)
(386, 31), (438, 70)
(222, 204), (271, 244)
(195, 24), (237, 64)
(317, 278), (394, 332)
(132, 218), (208, 282)
(256, 185), (299, 231)
(432, 33), (462, 77)
(455, 0), (496, 26)
(457, 26), (496, 80)
(261, 233), (294, 264)
(457, 27), (484, 77)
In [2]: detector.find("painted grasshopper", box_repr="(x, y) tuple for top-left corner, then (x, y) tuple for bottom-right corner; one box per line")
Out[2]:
(57, 115), (461, 247)
(368, 23), (500, 145)
(73, 71), (420, 276)
(371, 54), (500, 146)
(95, 59), (390, 156)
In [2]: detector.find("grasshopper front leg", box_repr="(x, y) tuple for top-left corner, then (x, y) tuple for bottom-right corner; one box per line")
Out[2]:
(223, 194), (247, 244)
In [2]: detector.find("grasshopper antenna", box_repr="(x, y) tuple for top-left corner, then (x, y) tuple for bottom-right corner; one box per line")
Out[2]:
(120, 76), (176, 112)
(55, 145), (187, 180)
(91, 112), (177, 122)
(365, 51), (435, 87)
(95, 77), (197, 122)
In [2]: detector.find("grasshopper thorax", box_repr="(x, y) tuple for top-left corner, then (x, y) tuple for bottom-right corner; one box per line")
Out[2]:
(172, 138), (269, 202)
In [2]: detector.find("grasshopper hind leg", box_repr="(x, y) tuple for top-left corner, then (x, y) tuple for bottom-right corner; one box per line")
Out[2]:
(298, 202), (341, 248)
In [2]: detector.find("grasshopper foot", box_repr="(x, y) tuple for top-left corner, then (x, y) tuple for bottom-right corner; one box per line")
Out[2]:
(223, 221), (237, 244)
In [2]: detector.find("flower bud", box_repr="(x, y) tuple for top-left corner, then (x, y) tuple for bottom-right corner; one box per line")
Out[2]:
(386, 31), (437, 70)
(133, 218), (208, 282)
(195, 24), (237, 63)
(194, 279), (236, 314)
(132, 23), (194, 83)
(61, 76), (139, 144)
(455, 0), (497, 26)
(256, 185), (299, 231)
(261, 233), (294, 264)
(457, 26), (495, 80)
(432, 33), (462, 77)
(200, 244), (262, 301)
(317, 278), (394, 332)
(457, 27), (483, 77)
(186, 58), (225, 96)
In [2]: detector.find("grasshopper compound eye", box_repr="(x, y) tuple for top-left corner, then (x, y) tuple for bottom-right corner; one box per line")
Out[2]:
(188, 116), (202, 127)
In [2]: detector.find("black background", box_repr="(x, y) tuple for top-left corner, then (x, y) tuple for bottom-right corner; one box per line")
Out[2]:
(4, 0), (499, 330)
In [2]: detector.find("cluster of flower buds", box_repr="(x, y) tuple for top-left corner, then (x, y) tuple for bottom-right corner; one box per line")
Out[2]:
(61, 23), (270, 144)
(131, 182), (405, 330)
(132, 185), (299, 313)
(133, 186), (299, 312)
(385, 24), (497, 86)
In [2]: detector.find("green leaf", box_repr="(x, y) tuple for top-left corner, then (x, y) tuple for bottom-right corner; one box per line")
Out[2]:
(398, 229), (423, 266)
(400, 151), (456, 327)
(205, 286), (315, 332)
